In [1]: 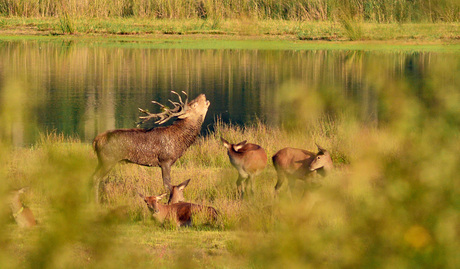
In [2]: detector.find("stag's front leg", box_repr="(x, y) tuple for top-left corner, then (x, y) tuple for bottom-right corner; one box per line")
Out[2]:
(91, 162), (114, 203)
(160, 162), (173, 191)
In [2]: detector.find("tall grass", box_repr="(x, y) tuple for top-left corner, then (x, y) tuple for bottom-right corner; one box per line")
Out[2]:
(0, 0), (458, 22)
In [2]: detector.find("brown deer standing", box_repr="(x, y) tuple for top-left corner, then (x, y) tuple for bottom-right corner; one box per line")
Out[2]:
(92, 91), (210, 202)
(138, 192), (218, 227)
(272, 144), (333, 193)
(168, 178), (191, 204)
(221, 138), (267, 198)
(9, 188), (37, 228)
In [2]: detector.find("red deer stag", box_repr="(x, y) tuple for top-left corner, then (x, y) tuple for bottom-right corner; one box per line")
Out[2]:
(272, 144), (333, 193)
(168, 178), (191, 204)
(138, 192), (218, 227)
(9, 188), (37, 228)
(221, 138), (267, 198)
(92, 91), (210, 202)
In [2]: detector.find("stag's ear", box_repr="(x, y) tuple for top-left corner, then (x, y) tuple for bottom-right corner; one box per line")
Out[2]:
(157, 193), (168, 200)
(138, 192), (145, 199)
(178, 179), (191, 191)
(316, 143), (327, 154)
(221, 137), (231, 149)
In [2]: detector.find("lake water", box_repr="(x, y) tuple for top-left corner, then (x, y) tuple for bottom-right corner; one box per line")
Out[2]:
(0, 39), (458, 146)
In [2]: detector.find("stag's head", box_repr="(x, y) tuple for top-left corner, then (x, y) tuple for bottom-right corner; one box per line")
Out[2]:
(138, 91), (210, 126)
(138, 192), (167, 213)
(185, 93), (210, 123)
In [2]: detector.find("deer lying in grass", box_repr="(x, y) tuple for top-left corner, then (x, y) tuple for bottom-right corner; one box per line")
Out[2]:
(138, 192), (218, 227)
(92, 91), (210, 202)
(9, 188), (36, 228)
(221, 138), (267, 198)
(272, 144), (333, 193)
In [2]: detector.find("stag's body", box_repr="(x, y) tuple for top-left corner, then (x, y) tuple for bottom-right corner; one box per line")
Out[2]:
(221, 138), (267, 197)
(9, 188), (36, 228)
(140, 193), (218, 227)
(273, 145), (333, 193)
(92, 92), (210, 202)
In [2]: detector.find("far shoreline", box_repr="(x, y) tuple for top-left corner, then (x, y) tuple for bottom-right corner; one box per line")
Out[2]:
(0, 18), (458, 46)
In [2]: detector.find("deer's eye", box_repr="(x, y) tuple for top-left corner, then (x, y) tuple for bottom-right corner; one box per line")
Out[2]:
(317, 156), (321, 159)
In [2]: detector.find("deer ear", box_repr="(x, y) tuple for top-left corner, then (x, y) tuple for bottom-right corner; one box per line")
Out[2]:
(233, 140), (247, 151)
(138, 192), (145, 199)
(178, 179), (191, 190)
(316, 143), (327, 153)
(157, 193), (168, 200)
(221, 137), (231, 149)
(237, 140), (247, 146)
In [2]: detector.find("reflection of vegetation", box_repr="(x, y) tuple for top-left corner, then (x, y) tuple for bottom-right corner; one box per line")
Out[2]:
(0, 41), (458, 146)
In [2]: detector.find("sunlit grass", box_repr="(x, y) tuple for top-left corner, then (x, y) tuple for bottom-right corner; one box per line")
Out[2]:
(2, 105), (459, 266)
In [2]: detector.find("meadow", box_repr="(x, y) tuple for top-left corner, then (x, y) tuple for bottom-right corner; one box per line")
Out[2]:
(1, 72), (459, 267)
(0, 1), (459, 266)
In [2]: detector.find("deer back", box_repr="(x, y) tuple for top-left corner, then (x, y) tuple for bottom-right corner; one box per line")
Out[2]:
(273, 145), (333, 178)
(272, 147), (316, 179)
(221, 138), (268, 175)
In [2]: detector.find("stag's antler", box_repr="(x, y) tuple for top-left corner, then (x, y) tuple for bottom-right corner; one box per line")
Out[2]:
(137, 91), (189, 126)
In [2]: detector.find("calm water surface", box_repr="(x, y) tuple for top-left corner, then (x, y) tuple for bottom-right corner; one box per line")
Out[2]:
(0, 40), (458, 145)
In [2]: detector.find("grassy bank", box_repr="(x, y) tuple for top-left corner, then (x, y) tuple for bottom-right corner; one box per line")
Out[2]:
(1, 17), (459, 41)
